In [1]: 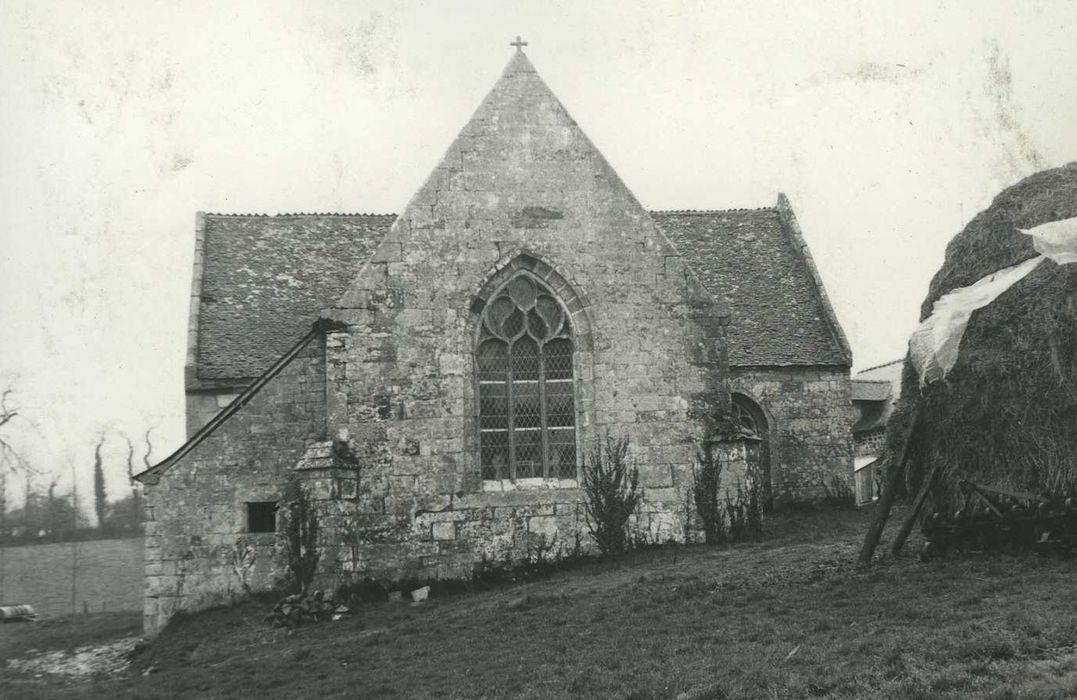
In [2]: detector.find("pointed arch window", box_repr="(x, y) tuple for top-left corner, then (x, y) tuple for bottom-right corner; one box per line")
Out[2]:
(477, 274), (576, 480)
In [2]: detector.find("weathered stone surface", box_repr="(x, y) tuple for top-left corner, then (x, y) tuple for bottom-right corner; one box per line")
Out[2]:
(730, 367), (853, 503)
(141, 50), (851, 638)
(141, 339), (328, 635)
(316, 50), (728, 591)
(430, 521), (456, 541)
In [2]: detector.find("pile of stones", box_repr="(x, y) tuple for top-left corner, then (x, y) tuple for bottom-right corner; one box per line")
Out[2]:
(265, 590), (351, 627)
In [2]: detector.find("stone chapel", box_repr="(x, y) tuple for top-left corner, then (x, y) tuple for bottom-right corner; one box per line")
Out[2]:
(136, 47), (853, 634)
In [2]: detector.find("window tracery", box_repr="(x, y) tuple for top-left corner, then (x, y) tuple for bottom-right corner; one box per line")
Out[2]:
(477, 274), (576, 480)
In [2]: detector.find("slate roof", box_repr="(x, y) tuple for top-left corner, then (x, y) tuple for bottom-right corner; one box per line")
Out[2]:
(651, 203), (851, 367)
(193, 213), (393, 382)
(190, 204), (850, 384)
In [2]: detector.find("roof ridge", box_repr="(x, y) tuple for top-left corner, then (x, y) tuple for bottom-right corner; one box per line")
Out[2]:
(203, 212), (397, 218)
(650, 207), (778, 215)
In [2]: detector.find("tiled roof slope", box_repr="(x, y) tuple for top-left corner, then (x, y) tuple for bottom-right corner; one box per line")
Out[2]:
(192, 204), (849, 382)
(652, 206), (850, 367)
(193, 213), (393, 382)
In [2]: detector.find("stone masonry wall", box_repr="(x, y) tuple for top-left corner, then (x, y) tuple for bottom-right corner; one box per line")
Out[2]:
(730, 366), (853, 504)
(294, 437), (755, 590)
(274, 437), (763, 595)
(319, 53), (730, 582)
(855, 429), (886, 458)
(141, 339), (327, 635)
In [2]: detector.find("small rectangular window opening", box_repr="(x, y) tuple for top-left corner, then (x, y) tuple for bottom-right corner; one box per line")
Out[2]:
(247, 501), (277, 533)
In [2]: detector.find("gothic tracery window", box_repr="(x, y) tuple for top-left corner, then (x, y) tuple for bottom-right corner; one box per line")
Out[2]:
(478, 274), (576, 480)
(730, 397), (759, 437)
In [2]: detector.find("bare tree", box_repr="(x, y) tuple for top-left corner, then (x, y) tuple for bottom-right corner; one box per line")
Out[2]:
(120, 430), (145, 528)
(0, 389), (10, 598)
(93, 433), (107, 531)
(143, 426), (156, 470)
(124, 433), (134, 480)
(0, 390), (17, 455)
(0, 388), (36, 541)
(1, 391), (20, 522)
(45, 474), (62, 537)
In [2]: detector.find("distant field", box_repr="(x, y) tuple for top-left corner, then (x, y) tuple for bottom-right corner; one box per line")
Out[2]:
(0, 538), (142, 618)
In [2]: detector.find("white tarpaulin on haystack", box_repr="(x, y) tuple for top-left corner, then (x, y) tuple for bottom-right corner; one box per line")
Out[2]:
(910, 215), (1077, 386)
(1024, 217), (1077, 265)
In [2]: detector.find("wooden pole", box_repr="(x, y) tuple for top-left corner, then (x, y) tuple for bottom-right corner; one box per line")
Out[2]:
(858, 407), (921, 566)
(890, 459), (942, 556)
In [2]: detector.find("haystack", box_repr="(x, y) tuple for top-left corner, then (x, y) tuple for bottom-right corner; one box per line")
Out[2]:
(886, 162), (1077, 515)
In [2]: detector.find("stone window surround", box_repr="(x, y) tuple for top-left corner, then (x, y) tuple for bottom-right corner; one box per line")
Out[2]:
(468, 252), (595, 490)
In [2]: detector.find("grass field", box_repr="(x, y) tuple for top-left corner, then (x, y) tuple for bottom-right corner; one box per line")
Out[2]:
(4, 508), (1077, 699)
(0, 537), (143, 617)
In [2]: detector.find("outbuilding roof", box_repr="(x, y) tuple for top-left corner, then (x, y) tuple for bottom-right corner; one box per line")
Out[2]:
(652, 197), (851, 368)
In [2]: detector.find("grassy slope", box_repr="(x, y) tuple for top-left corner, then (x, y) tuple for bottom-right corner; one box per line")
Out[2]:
(6, 508), (1077, 699)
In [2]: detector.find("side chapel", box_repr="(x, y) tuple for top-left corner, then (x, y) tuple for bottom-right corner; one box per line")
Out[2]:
(136, 46), (853, 634)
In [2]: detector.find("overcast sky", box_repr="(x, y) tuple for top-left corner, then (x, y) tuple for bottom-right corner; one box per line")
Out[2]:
(1, 1), (1075, 507)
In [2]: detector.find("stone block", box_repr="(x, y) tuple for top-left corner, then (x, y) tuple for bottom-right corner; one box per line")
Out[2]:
(527, 515), (560, 541)
(431, 522), (456, 541)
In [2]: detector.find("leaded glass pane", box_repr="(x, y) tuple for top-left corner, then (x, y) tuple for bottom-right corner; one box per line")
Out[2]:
(545, 338), (573, 381)
(515, 431), (543, 478)
(477, 272), (578, 481)
(486, 297), (515, 335)
(548, 432), (577, 479)
(478, 340), (509, 431)
(535, 296), (562, 336)
(481, 438), (508, 481)
(511, 337), (540, 381)
(478, 339), (510, 479)
(502, 308), (525, 338)
(545, 390), (574, 428)
(527, 309), (548, 340)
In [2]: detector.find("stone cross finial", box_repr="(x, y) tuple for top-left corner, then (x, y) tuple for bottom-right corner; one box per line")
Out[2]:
(510, 35), (528, 52)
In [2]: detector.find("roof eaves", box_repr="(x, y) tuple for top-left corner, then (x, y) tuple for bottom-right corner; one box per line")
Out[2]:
(731, 361), (852, 370)
(649, 207), (778, 215)
(202, 212), (396, 218)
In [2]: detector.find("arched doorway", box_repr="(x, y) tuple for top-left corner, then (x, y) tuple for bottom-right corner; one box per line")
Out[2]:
(731, 393), (773, 510)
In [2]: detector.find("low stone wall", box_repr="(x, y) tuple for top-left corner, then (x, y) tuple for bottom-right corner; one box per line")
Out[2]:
(286, 438), (754, 592)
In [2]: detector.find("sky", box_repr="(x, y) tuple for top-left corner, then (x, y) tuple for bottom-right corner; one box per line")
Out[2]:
(1, 0), (1075, 511)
